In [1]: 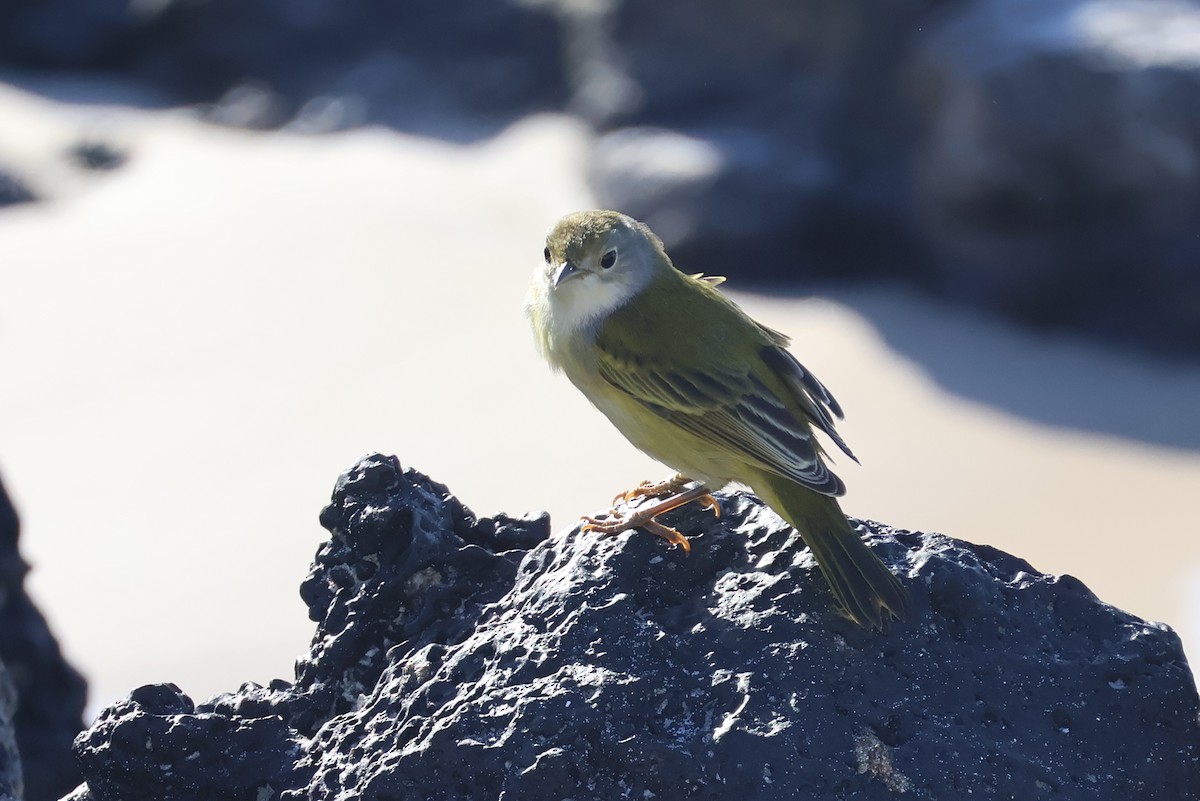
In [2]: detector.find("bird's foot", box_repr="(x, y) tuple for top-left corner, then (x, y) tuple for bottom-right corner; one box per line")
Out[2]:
(582, 515), (693, 552)
(581, 482), (721, 554)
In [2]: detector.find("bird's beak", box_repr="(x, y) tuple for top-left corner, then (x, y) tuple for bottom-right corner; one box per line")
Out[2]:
(553, 261), (581, 288)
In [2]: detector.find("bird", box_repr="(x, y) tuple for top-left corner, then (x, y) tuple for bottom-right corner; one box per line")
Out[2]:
(524, 210), (910, 628)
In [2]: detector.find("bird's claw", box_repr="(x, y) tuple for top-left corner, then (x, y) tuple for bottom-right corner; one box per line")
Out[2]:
(642, 519), (693, 553)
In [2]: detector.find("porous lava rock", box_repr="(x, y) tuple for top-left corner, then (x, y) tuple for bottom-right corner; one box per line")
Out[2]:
(68, 454), (1199, 800)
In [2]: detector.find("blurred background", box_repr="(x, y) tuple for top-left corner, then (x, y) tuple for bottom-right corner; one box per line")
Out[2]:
(2, 1), (1199, 796)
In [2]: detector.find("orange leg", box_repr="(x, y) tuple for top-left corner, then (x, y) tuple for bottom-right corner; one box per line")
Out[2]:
(581, 483), (722, 554)
(611, 473), (692, 505)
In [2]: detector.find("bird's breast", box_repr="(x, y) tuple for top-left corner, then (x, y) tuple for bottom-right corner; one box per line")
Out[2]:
(557, 348), (738, 489)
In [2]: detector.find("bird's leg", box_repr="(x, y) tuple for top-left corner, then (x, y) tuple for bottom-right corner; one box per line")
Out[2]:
(612, 472), (693, 505)
(581, 482), (722, 554)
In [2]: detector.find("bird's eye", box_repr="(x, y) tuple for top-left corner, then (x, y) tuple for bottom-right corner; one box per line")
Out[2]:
(600, 249), (617, 269)
(543, 246), (551, 264)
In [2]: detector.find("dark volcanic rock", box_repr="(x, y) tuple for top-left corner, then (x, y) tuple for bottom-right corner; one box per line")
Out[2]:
(73, 682), (301, 800)
(70, 454), (1198, 800)
(0, 475), (87, 801)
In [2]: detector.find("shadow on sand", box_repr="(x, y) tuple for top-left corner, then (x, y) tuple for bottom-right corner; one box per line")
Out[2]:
(818, 282), (1200, 452)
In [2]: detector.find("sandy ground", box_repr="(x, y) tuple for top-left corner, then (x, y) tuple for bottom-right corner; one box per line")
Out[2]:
(1, 80), (1198, 715)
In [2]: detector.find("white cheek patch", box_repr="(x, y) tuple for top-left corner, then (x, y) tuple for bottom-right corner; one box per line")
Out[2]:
(550, 274), (635, 336)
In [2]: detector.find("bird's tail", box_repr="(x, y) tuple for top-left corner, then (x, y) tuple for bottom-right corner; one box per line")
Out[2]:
(753, 473), (911, 628)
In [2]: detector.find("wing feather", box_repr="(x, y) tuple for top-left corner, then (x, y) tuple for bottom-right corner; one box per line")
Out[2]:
(594, 339), (846, 496)
(760, 346), (857, 463)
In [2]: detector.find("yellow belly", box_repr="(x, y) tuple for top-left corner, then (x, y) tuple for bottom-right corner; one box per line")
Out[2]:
(563, 356), (740, 489)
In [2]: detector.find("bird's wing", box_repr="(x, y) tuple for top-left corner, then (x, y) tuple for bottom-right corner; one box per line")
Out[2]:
(758, 343), (857, 464)
(593, 281), (850, 496)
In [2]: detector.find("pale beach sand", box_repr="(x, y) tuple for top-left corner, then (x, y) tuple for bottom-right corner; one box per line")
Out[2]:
(1, 81), (1197, 714)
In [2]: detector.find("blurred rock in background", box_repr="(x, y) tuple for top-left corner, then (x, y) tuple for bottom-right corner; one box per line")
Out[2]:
(0, 476), (87, 801)
(572, 0), (1200, 356)
(909, 0), (1200, 352)
(0, 170), (36, 207)
(0, 658), (21, 801)
(1, 0), (1197, 352)
(0, 0), (568, 135)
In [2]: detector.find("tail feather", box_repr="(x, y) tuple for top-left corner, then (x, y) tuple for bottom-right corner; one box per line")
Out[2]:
(753, 474), (910, 628)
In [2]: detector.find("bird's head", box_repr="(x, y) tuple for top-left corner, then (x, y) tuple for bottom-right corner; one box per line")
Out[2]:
(537, 210), (668, 329)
